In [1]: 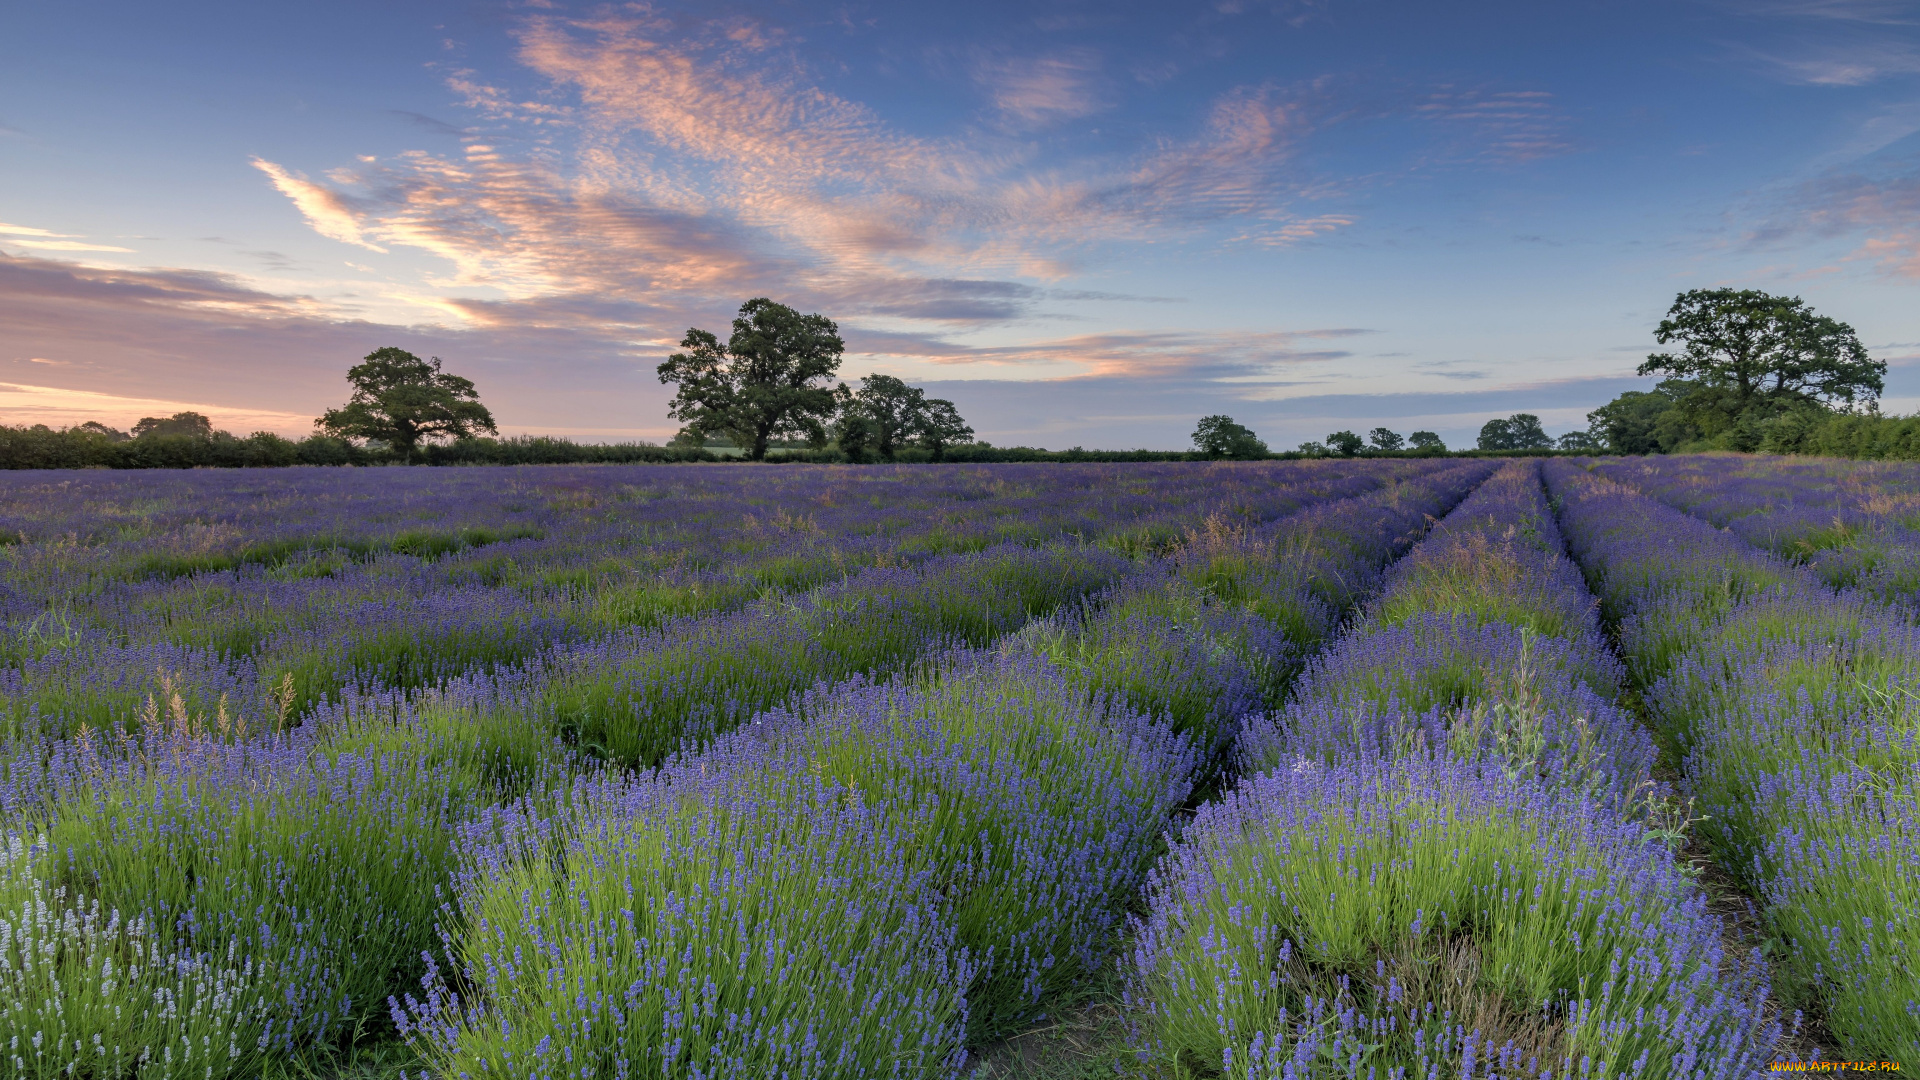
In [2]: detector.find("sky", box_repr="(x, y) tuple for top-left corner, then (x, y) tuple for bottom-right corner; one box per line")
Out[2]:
(3, 0), (1919, 451)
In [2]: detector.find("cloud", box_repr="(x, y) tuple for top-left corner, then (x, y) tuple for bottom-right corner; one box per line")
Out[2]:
(846, 325), (1370, 382)
(0, 223), (73, 238)
(0, 222), (135, 253)
(0, 251), (682, 438)
(251, 158), (389, 251)
(8, 239), (136, 253)
(1727, 0), (1920, 22)
(1737, 41), (1920, 85)
(975, 50), (1107, 129)
(0, 380), (314, 434)
(1855, 231), (1920, 277)
(248, 12), (1357, 330)
(1746, 164), (1920, 276)
(1415, 88), (1571, 163)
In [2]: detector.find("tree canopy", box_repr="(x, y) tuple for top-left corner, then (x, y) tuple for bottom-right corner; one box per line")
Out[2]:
(1408, 430), (1445, 452)
(1581, 290), (1883, 454)
(1477, 413), (1551, 451)
(132, 412), (213, 440)
(1324, 430), (1364, 457)
(915, 398), (974, 461)
(1367, 427), (1403, 452)
(1641, 288), (1882, 415)
(841, 375), (924, 460)
(1192, 415), (1268, 458)
(316, 348), (497, 458)
(658, 298), (845, 461)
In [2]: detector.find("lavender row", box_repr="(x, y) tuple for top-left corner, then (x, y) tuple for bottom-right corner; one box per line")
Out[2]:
(394, 470), (1410, 775)
(378, 462), (1503, 1076)
(0, 461), (1473, 1077)
(1544, 458), (1920, 1058)
(1, 462), (1415, 739)
(1589, 454), (1920, 605)
(1130, 460), (1774, 1076)
(1241, 461), (1657, 807)
(1011, 459), (1506, 778)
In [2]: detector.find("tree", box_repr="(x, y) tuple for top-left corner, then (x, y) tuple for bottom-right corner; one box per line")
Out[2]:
(832, 408), (882, 463)
(1297, 441), (1330, 457)
(1367, 427), (1404, 452)
(658, 298), (845, 461)
(1192, 415), (1268, 459)
(316, 348), (496, 459)
(77, 421), (130, 442)
(915, 399), (973, 461)
(841, 375), (928, 460)
(1556, 429), (1600, 451)
(1408, 430), (1445, 452)
(133, 412), (215, 440)
(1477, 413), (1550, 451)
(1586, 384), (1699, 454)
(1641, 289), (1883, 422)
(1325, 430), (1364, 458)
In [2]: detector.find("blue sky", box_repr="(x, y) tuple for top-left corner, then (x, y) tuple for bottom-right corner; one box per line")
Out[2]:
(2, 0), (1917, 450)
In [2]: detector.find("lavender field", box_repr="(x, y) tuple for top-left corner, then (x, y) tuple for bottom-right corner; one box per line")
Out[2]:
(0, 457), (1907, 1078)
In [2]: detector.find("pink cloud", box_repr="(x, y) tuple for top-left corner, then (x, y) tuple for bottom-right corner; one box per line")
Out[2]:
(0, 252), (679, 438)
(245, 11), (1352, 330)
(847, 326), (1370, 382)
(1854, 231), (1920, 277)
(974, 50), (1108, 129)
(251, 159), (388, 252)
(1748, 166), (1920, 278)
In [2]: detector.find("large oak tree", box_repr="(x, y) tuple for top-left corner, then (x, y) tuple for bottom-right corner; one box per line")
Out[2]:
(316, 348), (496, 459)
(658, 298), (844, 460)
(1640, 288), (1883, 422)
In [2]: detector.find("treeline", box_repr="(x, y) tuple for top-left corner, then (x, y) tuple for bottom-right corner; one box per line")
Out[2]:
(0, 421), (1606, 471)
(1580, 288), (1907, 460)
(0, 426), (720, 470)
(1585, 387), (1920, 460)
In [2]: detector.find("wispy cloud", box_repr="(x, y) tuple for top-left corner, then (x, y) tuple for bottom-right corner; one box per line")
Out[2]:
(248, 13), (1357, 322)
(848, 325), (1370, 382)
(1747, 164), (1920, 276)
(1415, 88), (1572, 163)
(0, 379), (313, 433)
(1735, 40), (1920, 85)
(1855, 231), (1920, 277)
(974, 50), (1108, 129)
(0, 250), (682, 437)
(0, 221), (135, 252)
(251, 158), (388, 251)
(0, 222), (72, 237)
(8, 239), (135, 253)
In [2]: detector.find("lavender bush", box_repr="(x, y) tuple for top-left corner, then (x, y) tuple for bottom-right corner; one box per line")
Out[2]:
(1129, 756), (1776, 1078)
(395, 760), (975, 1080)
